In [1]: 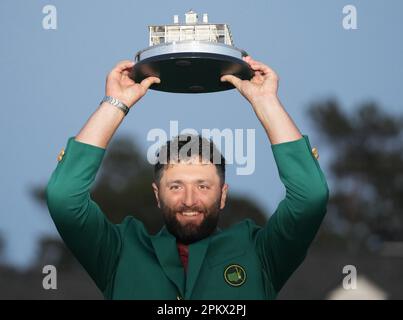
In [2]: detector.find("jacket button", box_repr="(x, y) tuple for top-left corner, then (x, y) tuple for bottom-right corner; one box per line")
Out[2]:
(176, 295), (183, 300)
(57, 148), (65, 162)
(311, 147), (319, 160)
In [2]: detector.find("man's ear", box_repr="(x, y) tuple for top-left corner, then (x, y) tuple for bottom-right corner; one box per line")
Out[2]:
(152, 182), (161, 208)
(220, 183), (229, 210)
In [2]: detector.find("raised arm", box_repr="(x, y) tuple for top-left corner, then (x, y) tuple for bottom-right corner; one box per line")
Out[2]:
(222, 57), (329, 293)
(75, 60), (160, 148)
(46, 61), (160, 292)
(258, 135), (329, 293)
(221, 56), (302, 145)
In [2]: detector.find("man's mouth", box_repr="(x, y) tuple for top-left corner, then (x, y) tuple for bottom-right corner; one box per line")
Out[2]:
(179, 211), (203, 217)
(176, 211), (206, 224)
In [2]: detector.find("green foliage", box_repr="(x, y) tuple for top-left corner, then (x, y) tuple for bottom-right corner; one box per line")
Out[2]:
(309, 100), (403, 251)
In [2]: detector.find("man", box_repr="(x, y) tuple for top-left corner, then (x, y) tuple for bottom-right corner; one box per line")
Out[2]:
(46, 56), (329, 299)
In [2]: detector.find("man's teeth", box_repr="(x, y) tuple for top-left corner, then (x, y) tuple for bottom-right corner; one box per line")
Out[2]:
(181, 211), (201, 217)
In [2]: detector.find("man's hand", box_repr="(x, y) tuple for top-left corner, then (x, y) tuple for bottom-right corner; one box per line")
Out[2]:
(220, 56), (279, 105)
(106, 60), (160, 108)
(75, 60), (160, 148)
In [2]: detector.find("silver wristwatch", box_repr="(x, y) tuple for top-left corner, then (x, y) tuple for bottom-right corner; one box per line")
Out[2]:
(100, 96), (130, 116)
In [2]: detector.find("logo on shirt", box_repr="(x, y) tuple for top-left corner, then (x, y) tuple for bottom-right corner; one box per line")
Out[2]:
(224, 264), (246, 287)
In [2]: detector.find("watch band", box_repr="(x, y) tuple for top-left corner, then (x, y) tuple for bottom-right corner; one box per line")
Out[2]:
(100, 96), (130, 116)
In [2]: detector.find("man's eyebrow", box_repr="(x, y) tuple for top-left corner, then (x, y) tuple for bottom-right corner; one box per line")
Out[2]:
(196, 179), (212, 184)
(166, 179), (212, 184)
(166, 179), (182, 184)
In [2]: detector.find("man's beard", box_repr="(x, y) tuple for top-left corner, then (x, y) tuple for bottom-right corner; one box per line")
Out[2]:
(160, 197), (221, 245)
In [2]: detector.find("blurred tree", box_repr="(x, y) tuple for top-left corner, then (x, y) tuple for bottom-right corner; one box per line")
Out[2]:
(35, 236), (81, 271)
(0, 233), (4, 262)
(308, 100), (403, 252)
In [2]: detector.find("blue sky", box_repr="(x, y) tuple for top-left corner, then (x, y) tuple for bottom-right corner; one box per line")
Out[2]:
(0, 0), (402, 268)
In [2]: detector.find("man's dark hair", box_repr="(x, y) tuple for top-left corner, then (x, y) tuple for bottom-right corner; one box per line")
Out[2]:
(154, 134), (226, 185)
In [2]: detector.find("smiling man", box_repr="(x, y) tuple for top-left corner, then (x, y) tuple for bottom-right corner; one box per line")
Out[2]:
(153, 135), (227, 246)
(46, 57), (329, 299)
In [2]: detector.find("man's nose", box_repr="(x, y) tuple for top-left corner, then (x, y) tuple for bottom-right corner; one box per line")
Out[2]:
(183, 186), (197, 207)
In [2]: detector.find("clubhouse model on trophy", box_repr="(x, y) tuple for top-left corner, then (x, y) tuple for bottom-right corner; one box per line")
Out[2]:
(131, 10), (254, 94)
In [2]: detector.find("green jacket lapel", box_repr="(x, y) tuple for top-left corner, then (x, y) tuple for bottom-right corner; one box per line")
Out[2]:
(150, 226), (185, 297)
(185, 236), (211, 299)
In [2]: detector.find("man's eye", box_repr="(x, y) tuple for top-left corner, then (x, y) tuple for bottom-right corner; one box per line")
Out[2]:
(199, 185), (209, 190)
(170, 185), (180, 190)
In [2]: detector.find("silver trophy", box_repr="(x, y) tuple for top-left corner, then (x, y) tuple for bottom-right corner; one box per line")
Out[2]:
(131, 10), (253, 94)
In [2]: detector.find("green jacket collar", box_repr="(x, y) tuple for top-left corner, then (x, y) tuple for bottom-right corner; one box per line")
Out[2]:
(151, 225), (218, 299)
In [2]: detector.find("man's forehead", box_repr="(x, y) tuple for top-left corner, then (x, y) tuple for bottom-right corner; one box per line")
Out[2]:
(165, 160), (215, 170)
(161, 160), (218, 180)
(166, 156), (213, 166)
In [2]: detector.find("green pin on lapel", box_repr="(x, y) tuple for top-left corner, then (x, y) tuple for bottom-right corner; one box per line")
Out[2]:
(224, 264), (246, 287)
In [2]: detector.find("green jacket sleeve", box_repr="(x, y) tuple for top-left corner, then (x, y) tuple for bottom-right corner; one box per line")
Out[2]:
(46, 137), (122, 291)
(255, 134), (330, 293)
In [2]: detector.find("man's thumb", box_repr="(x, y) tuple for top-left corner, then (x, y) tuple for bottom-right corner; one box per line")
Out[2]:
(140, 77), (161, 90)
(220, 74), (242, 89)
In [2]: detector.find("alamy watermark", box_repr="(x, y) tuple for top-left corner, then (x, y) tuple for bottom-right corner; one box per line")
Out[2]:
(42, 5), (57, 30)
(146, 121), (256, 175)
(342, 264), (357, 290)
(342, 5), (358, 30)
(42, 265), (57, 290)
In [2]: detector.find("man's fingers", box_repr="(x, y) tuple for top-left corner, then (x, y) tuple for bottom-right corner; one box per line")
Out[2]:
(140, 76), (161, 90)
(220, 74), (242, 89)
(249, 62), (271, 75)
(247, 59), (278, 80)
(113, 60), (135, 73)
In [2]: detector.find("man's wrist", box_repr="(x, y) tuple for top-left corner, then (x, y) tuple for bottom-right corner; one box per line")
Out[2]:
(250, 94), (281, 109)
(98, 101), (126, 116)
(100, 96), (130, 116)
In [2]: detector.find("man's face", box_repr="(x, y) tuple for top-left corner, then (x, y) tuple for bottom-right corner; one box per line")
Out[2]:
(152, 159), (228, 244)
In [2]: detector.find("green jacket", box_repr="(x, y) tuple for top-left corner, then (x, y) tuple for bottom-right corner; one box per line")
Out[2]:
(46, 134), (329, 300)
